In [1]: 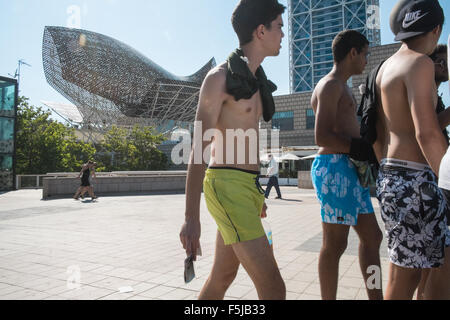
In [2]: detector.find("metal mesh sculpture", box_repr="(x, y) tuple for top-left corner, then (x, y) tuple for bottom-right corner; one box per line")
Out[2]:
(42, 26), (215, 135)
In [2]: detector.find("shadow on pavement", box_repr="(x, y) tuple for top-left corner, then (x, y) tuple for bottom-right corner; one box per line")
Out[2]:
(279, 198), (303, 202)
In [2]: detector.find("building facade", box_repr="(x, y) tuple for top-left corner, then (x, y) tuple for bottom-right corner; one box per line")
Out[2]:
(0, 77), (18, 191)
(262, 43), (401, 149)
(289, 0), (381, 93)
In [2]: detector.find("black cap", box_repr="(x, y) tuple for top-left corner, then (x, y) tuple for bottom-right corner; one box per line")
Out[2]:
(390, 0), (444, 41)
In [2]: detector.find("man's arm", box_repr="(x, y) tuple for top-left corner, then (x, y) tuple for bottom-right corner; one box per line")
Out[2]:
(77, 165), (85, 179)
(315, 80), (351, 152)
(91, 168), (97, 183)
(408, 56), (448, 175)
(180, 69), (226, 260)
(315, 80), (375, 161)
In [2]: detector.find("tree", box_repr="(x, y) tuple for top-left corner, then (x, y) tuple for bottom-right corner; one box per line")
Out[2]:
(128, 125), (168, 170)
(15, 96), (168, 173)
(16, 97), (96, 174)
(99, 125), (168, 171)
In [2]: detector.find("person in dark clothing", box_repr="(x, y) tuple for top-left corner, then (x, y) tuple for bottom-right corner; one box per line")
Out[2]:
(73, 160), (97, 200)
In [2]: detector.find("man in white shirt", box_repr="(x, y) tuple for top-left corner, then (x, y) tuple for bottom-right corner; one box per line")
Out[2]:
(264, 154), (282, 199)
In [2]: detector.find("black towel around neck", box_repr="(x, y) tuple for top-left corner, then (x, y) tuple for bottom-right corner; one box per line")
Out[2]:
(225, 48), (277, 122)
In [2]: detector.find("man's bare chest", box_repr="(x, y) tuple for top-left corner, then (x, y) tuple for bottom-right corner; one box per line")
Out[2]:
(223, 92), (263, 119)
(337, 91), (357, 116)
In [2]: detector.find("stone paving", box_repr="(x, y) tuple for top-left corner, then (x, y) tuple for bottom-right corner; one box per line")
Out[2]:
(0, 187), (392, 300)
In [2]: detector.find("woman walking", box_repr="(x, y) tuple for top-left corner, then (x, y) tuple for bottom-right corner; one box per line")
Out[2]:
(73, 160), (97, 200)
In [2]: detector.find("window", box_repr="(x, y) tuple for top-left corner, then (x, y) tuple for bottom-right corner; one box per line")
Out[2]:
(0, 155), (12, 171)
(0, 83), (16, 112)
(0, 77), (17, 190)
(0, 118), (14, 141)
(306, 109), (315, 130)
(272, 111), (294, 131)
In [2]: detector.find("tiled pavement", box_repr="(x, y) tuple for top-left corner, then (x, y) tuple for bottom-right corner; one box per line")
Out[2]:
(0, 187), (392, 300)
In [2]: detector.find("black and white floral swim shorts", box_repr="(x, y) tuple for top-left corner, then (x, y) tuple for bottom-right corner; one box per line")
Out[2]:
(376, 159), (450, 269)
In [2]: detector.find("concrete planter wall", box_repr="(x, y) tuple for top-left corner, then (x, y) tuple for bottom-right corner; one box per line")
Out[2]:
(259, 177), (298, 186)
(42, 172), (187, 199)
(42, 169), (317, 199)
(297, 171), (313, 189)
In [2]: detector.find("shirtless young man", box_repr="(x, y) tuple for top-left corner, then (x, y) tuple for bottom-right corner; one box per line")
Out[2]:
(416, 43), (450, 300)
(375, 0), (450, 300)
(179, 0), (286, 300)
(311, 30), (383, 300)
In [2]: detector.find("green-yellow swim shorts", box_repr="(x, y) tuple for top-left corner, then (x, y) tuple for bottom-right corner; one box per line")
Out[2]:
(203, 167), (266, 245)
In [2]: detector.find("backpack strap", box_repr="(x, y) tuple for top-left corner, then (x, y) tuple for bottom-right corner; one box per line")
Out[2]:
(358, 60), (386, 145)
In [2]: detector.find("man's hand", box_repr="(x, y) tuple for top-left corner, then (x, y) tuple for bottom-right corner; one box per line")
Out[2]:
(349, 138), (375, 161)
(260, 202), (267, 218)
(180, 218), (201, 261)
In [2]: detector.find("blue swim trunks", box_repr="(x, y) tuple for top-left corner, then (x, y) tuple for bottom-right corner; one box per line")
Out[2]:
(311, 154), (374, 226)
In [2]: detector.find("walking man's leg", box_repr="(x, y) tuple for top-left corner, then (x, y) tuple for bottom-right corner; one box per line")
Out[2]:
(87, 186), (96, 198)
(265, 177), (274, 199)
(199, 231), (240, 300)
(353, 214), (383, 300)
(319, 223), (349, 300)
(73, 187), (82, 199)
(273, 176), (282, 198)
(232, 235), (285, 300)
(416, 269), (431, 300)
(200, 232), (285, 300)
(423, 246), (450, 299)
(385, 263), (422, 300)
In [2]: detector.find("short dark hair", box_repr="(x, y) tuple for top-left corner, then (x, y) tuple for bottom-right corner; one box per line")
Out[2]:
(332, 30), (369, 63)
(231, 0), (286, 46)
(430, 44), (448, 61)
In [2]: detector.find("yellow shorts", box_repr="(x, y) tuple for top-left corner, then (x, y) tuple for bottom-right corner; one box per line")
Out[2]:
(203, 167), (266, 245)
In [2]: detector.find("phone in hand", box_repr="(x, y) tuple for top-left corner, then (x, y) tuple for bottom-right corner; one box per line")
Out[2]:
(184, 255), (195, 283)
(183, 246), (202, 284)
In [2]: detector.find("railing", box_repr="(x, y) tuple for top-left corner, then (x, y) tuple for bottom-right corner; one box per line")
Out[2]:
(15, 175), (48, 189)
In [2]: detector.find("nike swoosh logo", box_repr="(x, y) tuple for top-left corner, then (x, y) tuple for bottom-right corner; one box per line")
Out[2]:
(402, 12), (429, 29)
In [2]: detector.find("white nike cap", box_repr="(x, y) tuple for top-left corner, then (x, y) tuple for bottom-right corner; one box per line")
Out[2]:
(390, 0), (444, 42)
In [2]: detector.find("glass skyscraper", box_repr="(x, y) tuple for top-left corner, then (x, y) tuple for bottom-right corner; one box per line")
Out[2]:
(289, 0), (381, 93)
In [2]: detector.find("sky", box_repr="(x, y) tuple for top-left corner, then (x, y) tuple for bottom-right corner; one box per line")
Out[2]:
(1, 0), (449, 119)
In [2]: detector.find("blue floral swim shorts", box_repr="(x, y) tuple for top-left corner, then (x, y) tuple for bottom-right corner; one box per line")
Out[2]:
(311, 154), (374, 226)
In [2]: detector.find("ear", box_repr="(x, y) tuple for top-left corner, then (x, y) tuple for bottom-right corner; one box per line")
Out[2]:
(350, 47), (358, 59)
(255, 24), (265, 40)
(431, 24), (442, 36)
